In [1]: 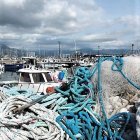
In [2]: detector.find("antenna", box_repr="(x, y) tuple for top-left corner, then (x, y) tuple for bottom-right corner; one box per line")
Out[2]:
(132, 44), (134, 54)
(98, 46), (100, 55)
(74, 40), (77, 61)
(58, 41), (61, 59)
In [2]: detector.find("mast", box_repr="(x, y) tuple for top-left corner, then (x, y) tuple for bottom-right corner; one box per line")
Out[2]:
(58, 41), (61, 59)
(74, 40), (77, 61)
(132, 44), (134, 55)
(98, 46), (100, 56)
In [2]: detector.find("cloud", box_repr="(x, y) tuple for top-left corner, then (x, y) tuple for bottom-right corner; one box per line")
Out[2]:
(0, 33), (19, 40)
(0, 0), (139, 50)
(0, 0), (104, 49)
(0, 0), (44, 29)
(117, 15), (140, 26)
(0, 0), (103, 34)
(79, 34), (116, 42)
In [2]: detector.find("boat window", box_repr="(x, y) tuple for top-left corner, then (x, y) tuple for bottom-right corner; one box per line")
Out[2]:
(20, 73), (31, 82)
(44, 72), (53, 82)
(32, 73), (45, 83)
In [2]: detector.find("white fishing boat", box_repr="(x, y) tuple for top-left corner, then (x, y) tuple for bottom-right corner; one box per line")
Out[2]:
(37, 57), (62, 70)
(17, 67), (66, 94)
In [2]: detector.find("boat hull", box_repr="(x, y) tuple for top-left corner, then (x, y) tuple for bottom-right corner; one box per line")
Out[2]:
(4, 64), (23, 72)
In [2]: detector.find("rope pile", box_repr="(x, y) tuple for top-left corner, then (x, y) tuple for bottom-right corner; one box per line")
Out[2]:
(0, 86), (69, 112)
(0, 56), (138, 140)
(55, 57), (138, 140)
(0, 95), (65, 140)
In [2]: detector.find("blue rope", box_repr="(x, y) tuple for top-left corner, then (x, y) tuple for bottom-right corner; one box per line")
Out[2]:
(56, 56), (137, 140)
(56, 110), (130, 140)
(101, 57), (140, 90)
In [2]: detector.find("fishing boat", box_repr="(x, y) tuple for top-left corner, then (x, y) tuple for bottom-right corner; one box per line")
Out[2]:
(4, 63), (23, 72)
(17, 67), (66, 94)
(37, 57), (62, 69)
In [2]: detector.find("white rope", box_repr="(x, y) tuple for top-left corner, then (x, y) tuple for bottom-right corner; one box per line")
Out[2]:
(0, 95), (66, 140)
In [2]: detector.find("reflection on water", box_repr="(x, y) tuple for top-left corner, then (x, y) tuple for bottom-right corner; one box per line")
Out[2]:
(0, 72), (19, 81)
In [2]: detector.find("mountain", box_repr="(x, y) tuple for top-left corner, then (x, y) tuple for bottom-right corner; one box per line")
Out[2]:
(0, 44), (9, 49)
(0, 44), (133, 57)
(0, 44), (26, 57)
(0, 44), (10, 56)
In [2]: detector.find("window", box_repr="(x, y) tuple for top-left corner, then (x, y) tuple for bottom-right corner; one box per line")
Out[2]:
(44, 72), (53, 82)
(20, 73), (31, 82)
(32, 73), (45, 83)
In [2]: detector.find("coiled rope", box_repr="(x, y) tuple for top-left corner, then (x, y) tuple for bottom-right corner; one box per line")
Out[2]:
(55, 56), (138, 140)
(0, 95), (65, 140)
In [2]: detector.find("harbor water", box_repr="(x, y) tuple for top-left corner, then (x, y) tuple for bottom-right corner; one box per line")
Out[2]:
(0, 72), (19, 81)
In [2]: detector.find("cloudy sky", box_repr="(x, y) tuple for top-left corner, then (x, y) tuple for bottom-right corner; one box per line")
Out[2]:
(0, 0), (140, 50)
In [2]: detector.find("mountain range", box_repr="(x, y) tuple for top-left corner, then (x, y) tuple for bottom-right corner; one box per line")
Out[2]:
(0, 44), (133, 57)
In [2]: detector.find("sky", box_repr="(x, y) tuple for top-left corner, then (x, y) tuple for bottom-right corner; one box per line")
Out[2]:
(0, 0), (140, 51)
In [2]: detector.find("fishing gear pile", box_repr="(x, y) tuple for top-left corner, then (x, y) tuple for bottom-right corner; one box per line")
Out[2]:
(0, 56), (138, 140)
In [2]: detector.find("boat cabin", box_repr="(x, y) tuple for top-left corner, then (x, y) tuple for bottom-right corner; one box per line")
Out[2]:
(18, 69), (53, 83)
(17, 68), (65, 93)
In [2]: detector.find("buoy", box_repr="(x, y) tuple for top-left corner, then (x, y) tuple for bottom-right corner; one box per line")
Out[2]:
(58, 71), (65, 81)
(46, 86), (55, 94)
